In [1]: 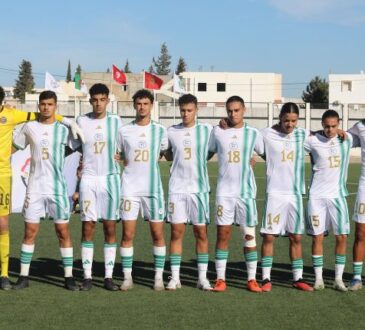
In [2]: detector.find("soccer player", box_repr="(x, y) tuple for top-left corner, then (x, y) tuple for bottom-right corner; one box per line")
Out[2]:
(118, 89), (168, 291)
(12, 90), (78, 291)
(0, 85), (83, 290)
(260, 103), (313, 292)
(305, 110), (352, 292)
(209, 96), (264, 292)
(71, 83), (122, 291)
(348, 120), (365, 290)
(165, 94), (212, 291)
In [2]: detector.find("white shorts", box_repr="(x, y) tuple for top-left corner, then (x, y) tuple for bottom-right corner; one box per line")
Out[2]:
(80, 175), (120, 222)
(120, 195), (165, 222)
(353, 190), (365, 223)
(261, 194), (304, 235)
(23, 193), (70, 224)
(167, 193), (209, 225)
(215, 196), (257, 227)
(307, 197), (350, 236)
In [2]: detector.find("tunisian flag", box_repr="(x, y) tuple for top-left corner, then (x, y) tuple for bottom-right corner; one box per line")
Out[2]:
(112, 65), (127, 84)
(144, 71), (163, 90)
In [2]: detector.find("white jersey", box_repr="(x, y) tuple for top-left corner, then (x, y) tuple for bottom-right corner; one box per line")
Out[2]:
(261, 127), (309, 195)
(72, 112), (123, 177)
(348, 121), (365, 189)
(304, 132), (353, 199)
(13, 121), (70, 196)
(167, 122), (212, 194)
(209, 124), (264, 198)
(119, 120), (168, 197)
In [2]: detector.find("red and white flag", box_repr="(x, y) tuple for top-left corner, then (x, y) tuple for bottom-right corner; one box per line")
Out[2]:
(112, 65), (127, 84)
(144, 71), (163, 90)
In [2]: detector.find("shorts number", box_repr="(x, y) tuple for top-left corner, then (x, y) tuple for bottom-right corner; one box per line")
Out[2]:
(217, 205), (224, 217)
(311, 215), (320, 227)
(228, 151), (240, 163)
(358, 203), (365, 215)
(281, 150), (294, 162)
(184, 147), (192, 160)
(267, 213), (280, 225)
(134, 149), (149, 162)
(168, 202), (174, 214)
(23, 196), (30, 209)
(94, 141), (106, 154)
(328, 156), (341, 168)
(0, 193), (10, 206)
(83, 200), (91, 212)
(123, 200), (131, 212)
(42, 147), (49, 160)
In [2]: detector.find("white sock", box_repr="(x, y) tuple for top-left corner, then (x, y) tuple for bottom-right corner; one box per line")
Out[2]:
(120, 246), (133, 280)
(60, 247), (73, 278)
(20, 243), (35, 276)
(153, 246), (166, 280)
(81, 241), (94, 279)
(104, 243), (117, 279)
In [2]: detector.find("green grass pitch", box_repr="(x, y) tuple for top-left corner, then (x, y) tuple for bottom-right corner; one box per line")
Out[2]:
(1, 162), (364, 329)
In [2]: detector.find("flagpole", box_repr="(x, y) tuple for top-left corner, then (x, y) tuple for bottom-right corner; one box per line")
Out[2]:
(110, 66), (113, 98)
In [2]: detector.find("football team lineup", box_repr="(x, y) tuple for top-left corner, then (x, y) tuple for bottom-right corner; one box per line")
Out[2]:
(0, 84), (365, 298)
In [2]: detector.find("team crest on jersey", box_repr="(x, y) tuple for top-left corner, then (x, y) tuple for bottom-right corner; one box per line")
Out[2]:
(40, 139), (49, 147)
(183, 139), (191, 147)
(94, 133), (104, 141)
(284, 141), (292, 150)
(229, 142), (239, 150)
(138, 141), (148, 149)
(0, 116), (7, 124)
(329, 148), (338, 156)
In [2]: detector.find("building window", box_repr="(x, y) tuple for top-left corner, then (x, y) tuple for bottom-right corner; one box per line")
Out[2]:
(217, 83), (226, 92)
(198, 83), (207, 92)
(341, 81), (352, 92)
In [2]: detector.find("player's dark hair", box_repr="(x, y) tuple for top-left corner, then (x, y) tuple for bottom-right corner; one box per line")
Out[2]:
(0, 86), (5, 104)
(89, 83), (109, 97)
(39, 90), (57, 103)
(226, 95), (245, 108)
(322, 109), (340, 122)
(178, 93), (197, 107)
(132, 89), (154, 103)
(279, 102), (299, 123)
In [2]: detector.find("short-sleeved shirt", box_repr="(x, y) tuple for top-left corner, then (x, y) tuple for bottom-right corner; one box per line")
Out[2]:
(348, 121), (365, 190)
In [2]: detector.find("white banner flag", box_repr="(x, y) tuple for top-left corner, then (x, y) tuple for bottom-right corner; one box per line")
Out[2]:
(173, 74), (186, 94)
(45, 71), (63, 93)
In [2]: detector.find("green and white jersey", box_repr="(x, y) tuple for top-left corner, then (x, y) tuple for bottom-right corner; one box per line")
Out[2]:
(348, 121), (365, 189)
(13, 121), (69, 195)
(261, 127), (309, 195)
(119, 120), (168, 197)
(304, 132), (353, 199)
(167, 122), (212, 194)
(209, 124), (264, 198)
(72, 112), (123, 177)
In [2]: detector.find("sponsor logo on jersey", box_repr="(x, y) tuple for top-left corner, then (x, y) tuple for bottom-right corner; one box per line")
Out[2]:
(95, 133), (104, 141)
(284, 141), (292, 150)
(0, 116), (7, 124)
(329, 148), (338, 156)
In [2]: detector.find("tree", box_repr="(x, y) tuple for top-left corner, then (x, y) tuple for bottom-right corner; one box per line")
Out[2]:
(106, 68), (110, 73)
(302, 76), (329, 108)
(154, 42), (171, 75)
(76, 64), (82, 75)
(13, 59), (35, 103)
(124, 59), (131, 73)
(66, 60), (72, 82)
(175, 57), (187, 75)
(148, 58), (156, 73)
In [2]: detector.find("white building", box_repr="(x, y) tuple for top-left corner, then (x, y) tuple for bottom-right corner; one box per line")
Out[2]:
(180, 72), (282, 104)
(329, 72), (365, 106)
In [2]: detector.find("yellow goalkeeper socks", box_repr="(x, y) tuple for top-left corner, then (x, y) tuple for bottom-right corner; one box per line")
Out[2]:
(0, 231), (10, 277)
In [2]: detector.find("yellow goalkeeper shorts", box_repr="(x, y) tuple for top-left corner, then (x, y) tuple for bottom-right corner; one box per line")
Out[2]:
(0, 176), (11, 216)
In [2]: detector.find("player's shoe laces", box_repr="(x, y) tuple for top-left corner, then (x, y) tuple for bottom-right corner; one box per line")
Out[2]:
(0, 276), (12, 290)
(104, 278), (119, 291)
(314, 279), (325, 291)
(13, 276), (29, 290)
(65, 277), (79, 291)
(261, 278), (272, 292)
(213, 279), (227, 292)
(153, 277), (165, 291)
(333, 279), (348, 292)
(166, 277), (181, 291)
(120, 278), (134, 291)
(348, 279), (362, 291)
(197, 278), (212, 291)
(80, 278), (92, 291)
(247, 279), (262, 293)
(292, 279), (314, 292)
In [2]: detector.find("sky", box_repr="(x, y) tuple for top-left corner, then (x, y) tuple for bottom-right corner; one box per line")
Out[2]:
(1, 0), (364, 97)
